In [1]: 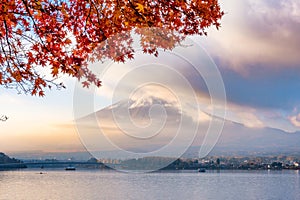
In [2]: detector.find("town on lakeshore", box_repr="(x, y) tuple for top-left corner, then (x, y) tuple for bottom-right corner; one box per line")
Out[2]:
(1, 152), (300, 171)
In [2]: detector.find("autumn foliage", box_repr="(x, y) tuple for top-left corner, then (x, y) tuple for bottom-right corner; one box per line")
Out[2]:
(0, 0), (223, 96)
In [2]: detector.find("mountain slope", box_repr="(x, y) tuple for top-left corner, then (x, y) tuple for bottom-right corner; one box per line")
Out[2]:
(0, 152), (22, 164)
(78, 92), (300, 158)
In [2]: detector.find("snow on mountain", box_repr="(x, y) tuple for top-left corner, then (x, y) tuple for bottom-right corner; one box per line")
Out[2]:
(77, 88), (300, 158)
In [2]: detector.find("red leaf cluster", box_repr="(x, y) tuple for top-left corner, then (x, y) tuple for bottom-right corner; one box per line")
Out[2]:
(0, 0), (223, 95)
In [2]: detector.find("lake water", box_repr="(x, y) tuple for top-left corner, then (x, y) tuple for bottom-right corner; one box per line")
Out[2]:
(0, 169), (299, 200)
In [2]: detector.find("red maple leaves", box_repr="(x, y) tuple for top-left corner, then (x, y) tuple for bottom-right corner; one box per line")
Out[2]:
(0, 0), (224, 96)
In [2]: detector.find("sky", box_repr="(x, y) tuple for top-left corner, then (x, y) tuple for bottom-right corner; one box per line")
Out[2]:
(1, 0), (300, 153)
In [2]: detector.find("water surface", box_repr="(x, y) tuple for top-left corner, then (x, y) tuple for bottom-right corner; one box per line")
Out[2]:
(0, 170), (299, 200)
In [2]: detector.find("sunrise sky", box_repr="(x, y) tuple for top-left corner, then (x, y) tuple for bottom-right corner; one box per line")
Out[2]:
(1, 0), (300, 153)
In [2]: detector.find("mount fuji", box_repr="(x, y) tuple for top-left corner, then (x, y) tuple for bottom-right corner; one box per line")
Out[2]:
(77, 91), (300, 158)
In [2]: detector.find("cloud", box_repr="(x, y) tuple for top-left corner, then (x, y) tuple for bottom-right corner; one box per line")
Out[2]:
(220, 67), (300, 110)
(80, 2), (300, 137)
(86, 49), (300, 133)
(187, 0), (300, 128)
(229, 109), (264, 129)
(201, 0), (300, 73)
(289, 114), (300, 127)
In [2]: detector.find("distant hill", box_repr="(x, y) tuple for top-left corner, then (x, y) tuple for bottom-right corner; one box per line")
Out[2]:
(0, 152), (23, 164)
(0, 152), (27, 170)
(8, 151), (92, 161)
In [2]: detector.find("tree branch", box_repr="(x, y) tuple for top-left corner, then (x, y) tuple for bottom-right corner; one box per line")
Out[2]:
(0, 115), (8, 122)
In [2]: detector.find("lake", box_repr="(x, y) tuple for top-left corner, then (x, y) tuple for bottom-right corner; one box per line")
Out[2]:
(0, 169), (299, 200)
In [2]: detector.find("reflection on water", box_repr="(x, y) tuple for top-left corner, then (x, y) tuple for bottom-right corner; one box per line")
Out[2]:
(0, 170), (299, 200)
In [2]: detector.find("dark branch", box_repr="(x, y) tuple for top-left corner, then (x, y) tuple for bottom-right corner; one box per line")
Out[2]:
(0, 115), (9, 122)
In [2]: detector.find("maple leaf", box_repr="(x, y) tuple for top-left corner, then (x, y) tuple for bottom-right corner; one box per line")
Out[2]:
(64, 38), (72, 45)
(136, 3), (144, 13)
(82, 81), (90, 88)
(38, 91), (45, 97)
(51, 67), (59, 76)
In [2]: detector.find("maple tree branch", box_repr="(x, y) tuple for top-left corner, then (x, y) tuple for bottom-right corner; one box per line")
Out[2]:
(19, 0), (76, 89)
(21, 0), (47, 46)
(3, 20), (14, 59)
(89, 0), (107, 41)
(84, 1), (93, 32)
(0, 39), (13, 78)
(127, 0), (146, 23)
(0, 0), (223, 95)
(12, 31), (38, 45)
(0, 115), (8, 122)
